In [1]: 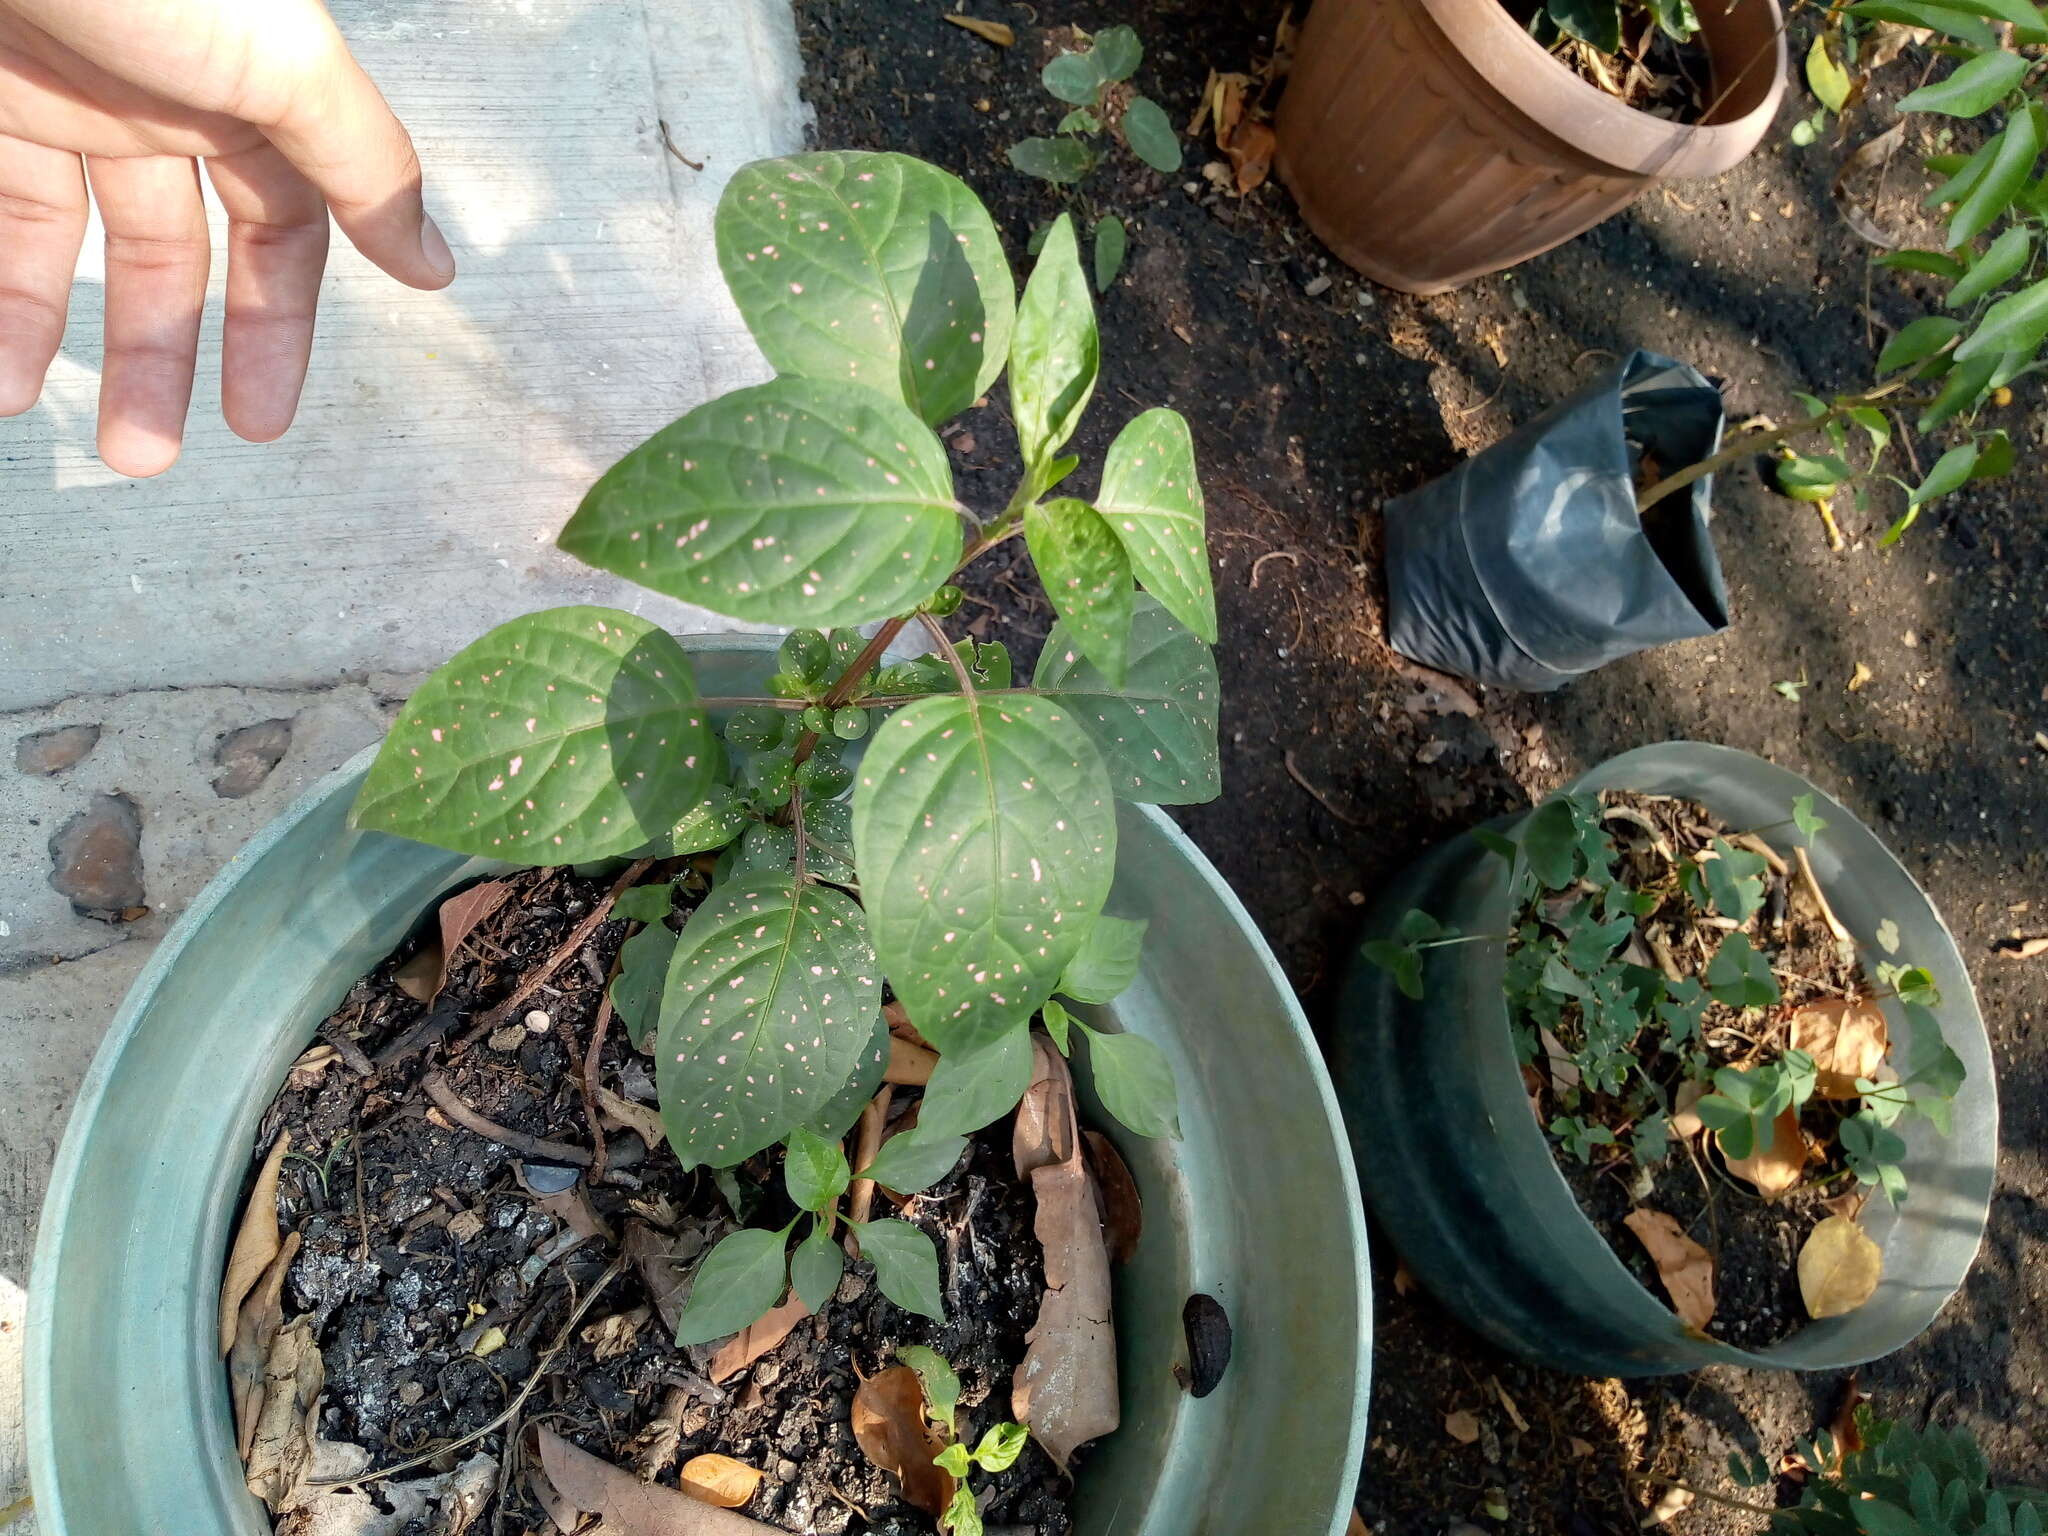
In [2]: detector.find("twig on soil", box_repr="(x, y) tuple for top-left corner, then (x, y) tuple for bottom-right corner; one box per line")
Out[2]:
(423, 1073), (593, 1166)
(656, 119), (704, 170)
(312, 1253), (629, 1487)
(845, 1086), (894, 1228)
(1282, 749), (1365, 827)
(1248, 549), (1302, 588)
(456, 860), (653, 1051)
(555, 1003), (609, 1187)
(632, 1386), (691, 1480)
(1794, 847), (1853, 945)
(583, 994), (617, 1186)
(352, 1110), (371, 1263)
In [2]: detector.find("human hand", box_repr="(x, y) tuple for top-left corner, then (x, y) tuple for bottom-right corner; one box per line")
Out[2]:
(0, 0), (453, 475)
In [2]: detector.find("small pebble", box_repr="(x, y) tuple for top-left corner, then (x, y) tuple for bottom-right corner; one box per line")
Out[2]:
(488, 1023), (525, 1052)
(777, 1459), (800, 1481)
(525, 1010), (552, 1033)
(1303, 273), (1332, 297)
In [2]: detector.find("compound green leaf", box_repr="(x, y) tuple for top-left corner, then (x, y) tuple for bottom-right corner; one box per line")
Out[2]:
(1058, 913), (1148, 1003)
(715, 151), (1013, 423)
(789, 1219), (845, 1313)
(657, 877), (881, 1168)
(850, 1218), (945, 1320)
(1078, 1021), (1181, 1138)
(853, 694), (1116, 1053)
(673, 1224), (791, 1346)
(1026, 497), (1134, 686)
(560, 376), (961, 629)
(1010, 215), (1099, 481)
(353, 608), (713, 862)
(1036, 596), (1220, 804)
(1095, 408), (1215, 643)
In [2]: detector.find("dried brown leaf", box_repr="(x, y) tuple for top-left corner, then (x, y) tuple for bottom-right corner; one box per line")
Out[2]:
(1226, 120), (1276, 196)
(943, 14), (1014, 47)
(221, 1129), (291, 1357)
(1821, 1186), (1870, 1222)
(1537, 1027), (1581, 1096)
(1790, 998), (1890, 1099)
(1492, 1377), (1529, 1433)
(1081, 1129), (1142, 1265)
(1861, 21), (1929, 71)
(1669, 1078), (1707, 1139)
(1392, 1262), (1415, 1298)
(1012, 1036), (1118, 1469)
(244, 1318), (324, 1511)
(1443, 1409), (1481, 1444)
(1799, 1215), (1883, 1319)
(231, 1230), (302, 1458)
(680, 1454), (765, 1509)
(281, 1451), (496, 1536)
(1622, 1207), (1716, 1331)
(1832, 123), (1907, 248)
(532, 1427), (784, 1534)
(707, 1293), (812, 1382)
(852, 1366), (956, 1517)
(1996, 934), (2048, 959)
(438, 880), (514, 974)
(581, 1307), (647, 1363)
(626, 1220), (689, 1335)
(1724, 1107), (1809, 1197)
(884, 1032), (938, 1086)
(597, 1085), (668, 1149)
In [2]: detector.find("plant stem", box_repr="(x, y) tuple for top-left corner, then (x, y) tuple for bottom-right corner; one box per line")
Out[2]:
(919, 611), (978, 693)
(1418, 932), (1513, 951)
(1628, 1475), (1778, 1518)
(1634, 384), (1926, 515)
(791, 617), (913, 769)
(791, 783), (808, 885)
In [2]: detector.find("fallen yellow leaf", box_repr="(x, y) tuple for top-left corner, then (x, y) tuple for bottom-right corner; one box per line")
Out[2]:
(1724, 1107), (1809, 1197)
(1848, 662), (1874, 692)
(1622, 1207), (1716, 1331)
(1790, 998), (1889, 1099)
(1799, 1214), (1883, 1318)
(680, 1453), (765, 1509)
(943, 14), (1013, 46)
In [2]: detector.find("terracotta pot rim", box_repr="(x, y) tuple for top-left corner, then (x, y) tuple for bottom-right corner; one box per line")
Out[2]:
(1425, 0), (1788, 179)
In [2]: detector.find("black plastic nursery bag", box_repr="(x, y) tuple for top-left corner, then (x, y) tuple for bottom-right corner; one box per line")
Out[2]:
(1382, 348), (1731, 692)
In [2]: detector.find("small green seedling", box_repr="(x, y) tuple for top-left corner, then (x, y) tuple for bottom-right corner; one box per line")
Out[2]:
(353, 150), (1220, 1346)
(1011, 25), (1179, 291)
(893, 1345), (1028, 1536)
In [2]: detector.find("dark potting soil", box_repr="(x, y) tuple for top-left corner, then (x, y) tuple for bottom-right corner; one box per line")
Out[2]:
(237, 865), (1074, 1535)
(788, 3), (2048, 1533)
(1523, 789), (1879, 1352)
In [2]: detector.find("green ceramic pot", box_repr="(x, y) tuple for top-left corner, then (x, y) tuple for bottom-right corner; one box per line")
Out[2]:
(30, 635), (1371, 1536)
(1336, 742), (1997, 1376)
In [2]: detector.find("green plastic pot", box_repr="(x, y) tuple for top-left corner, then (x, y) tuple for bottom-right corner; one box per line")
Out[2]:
(1336, 742), (1997, 1377)
(30, 635), (1371, 1536)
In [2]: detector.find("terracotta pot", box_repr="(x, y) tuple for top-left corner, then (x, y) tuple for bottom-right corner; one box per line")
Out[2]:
(1274, 0), (1788, 294)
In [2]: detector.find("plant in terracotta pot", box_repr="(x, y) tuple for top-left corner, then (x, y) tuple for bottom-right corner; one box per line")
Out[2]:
(1272, 0), (1788, 293)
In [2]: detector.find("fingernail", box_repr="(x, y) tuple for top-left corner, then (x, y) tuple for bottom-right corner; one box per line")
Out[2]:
(420, 212), (455, 281)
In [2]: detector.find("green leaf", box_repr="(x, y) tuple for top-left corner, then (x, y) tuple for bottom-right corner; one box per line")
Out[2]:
(560, 377), (961, 629)
(919, 1024), (1036, 1137)
(1910, 441), (1980, 506)
(1521, 798), (1580, 889)
(783, 1124), (852, 1211)
(1847, 0), (1995, 47)
(854, 694), (1116, 1052)
(1041, 997), (1074, 1052)
(1948, 227), (2033, 314)
(1093, 214), (1127, 292)
(1121, 96), (1181, 173)
(656, 877), (882, 1168)
(1704, 931), (1780, 1009)
(1876, 248), (1968, 279)
(1918, 347), (2001, 431)
(805, 1008), (891, 1140)
(1363, 938), (1423, 1001)
(673, 1223), (791, 1345)
(1036, 595), (1220, 804)
(1010, 215), (1100, 478)
(942, 1485), (984, 1536)
(614, 882), (676, 925)
(1026, 498), (1135, 685)
(1899, 48), (2030, 115)
(790, 1218), (846, 1312)
(1971, 426), (2016, 479)
(1091, 25), (1143, 81)
(1549, 0), (1622, 50)
(715, 151), (1013, 424)
(851, 1218), (945, 1320)
(896, 1345), (961, 1434)
(1878, 315), (1964, 373)
(1057, 107), (1102, 135)
(1807, 32), (1853, 113)
(670, 785), (750, 855)
(1948, 112), (2041, 247)
(1042, 49), (1103, 105)
(1793, 793), (1828, 842)
(612, 917), (680, 1051)
(1955, 274), (2048, 361)
(857, 1128), (968, 1193)
(353, 608), (714, 862)
(972, 1421), (1030, 1472)
(1703, 838), (1768, 922)
(1078, 1021), (1181, 1138)
(1059, 913), (1148, 1003)
(1777, 453), (1853, 501)
(1095, 408), (1215, 643)
(1009, 136), (1096, 184)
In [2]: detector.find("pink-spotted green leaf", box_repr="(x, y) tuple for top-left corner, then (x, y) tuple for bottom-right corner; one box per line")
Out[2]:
(1095, 409), (1215, 643)
(352, 607), (713, 862)
(559, 376), (961, 629)
(915, 1024), (1037, 1136)
(1010, 214), (1099, 484)
(1057, 913), (1147, 1003)
(1035, 595), (1220, 804)
(852, 694), (1116, 1054)
(656, 876), (881, 1169)
(1025, 497), (1134, 686)
(789, 1219), (845, 1313)
(673, 1222), (792, 1346)
(714, 151), (1013, 424)
(848, 1217), (945, 1320)
(805, 1007), (891, 1140)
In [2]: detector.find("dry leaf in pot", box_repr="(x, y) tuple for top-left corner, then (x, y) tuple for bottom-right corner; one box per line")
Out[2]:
(1799, 1214), (1883, 1319)
(1788, 997), (1889, 1099)
(531, 1427), (782, 1534)
(851, 1364), (957, 1518)
(1621, 1207), (1715, 1332)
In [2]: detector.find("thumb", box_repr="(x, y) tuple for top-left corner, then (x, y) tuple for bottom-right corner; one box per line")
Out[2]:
(258, 28), (453, 290)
